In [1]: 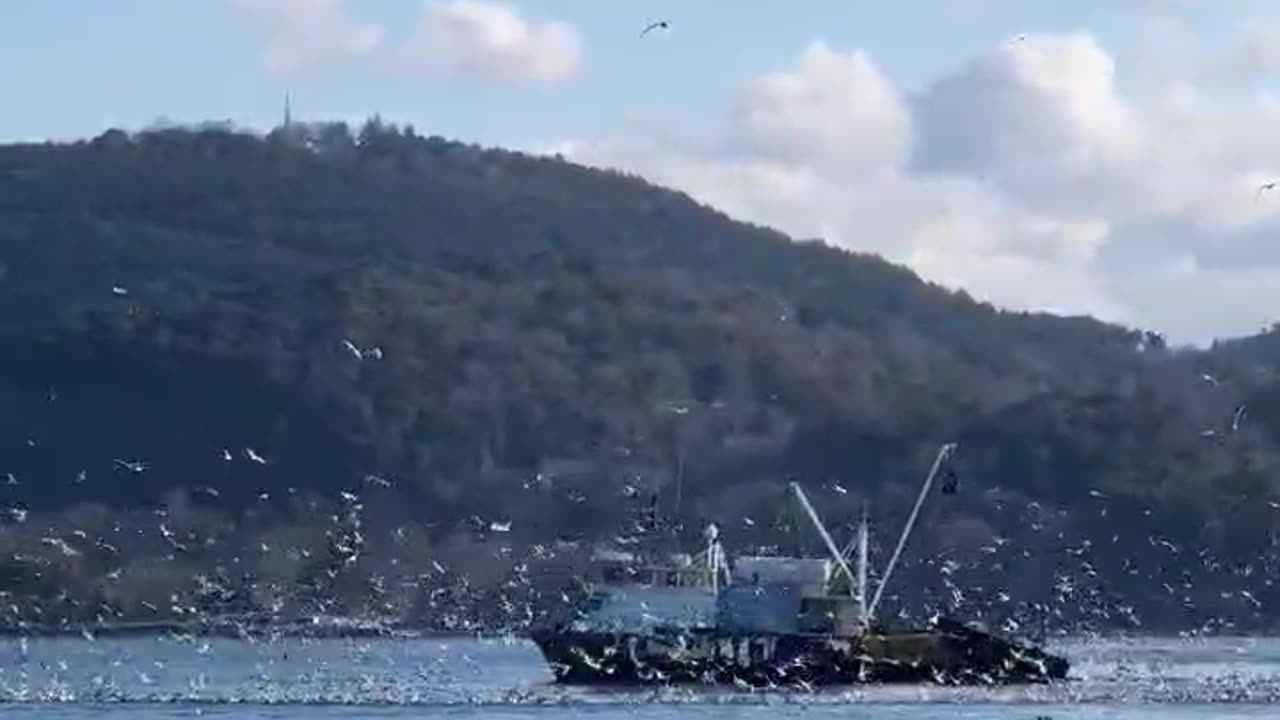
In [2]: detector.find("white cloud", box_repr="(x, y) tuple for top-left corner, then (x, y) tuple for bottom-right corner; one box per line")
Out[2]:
(910, 33), (1142, 216)
(226, 0), (384, 76)
(559, 29), (1280, 346)
(402, 0), (580, 85)
(731, 41), (910, 176)
(1225, 19), (1280, 82)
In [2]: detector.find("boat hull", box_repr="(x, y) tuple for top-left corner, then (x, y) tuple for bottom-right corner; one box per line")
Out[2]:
(530, 622), (1069, 688)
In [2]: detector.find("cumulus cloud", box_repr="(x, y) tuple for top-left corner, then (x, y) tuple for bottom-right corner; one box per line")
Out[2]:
(559, 31), (1280, 345)
(225, 0), (384, 76)
(1224, 19), (1280, 83)
(911, 33), (1143, 215)
(731, 42), (910, 175)
(402, 0), (580, 85)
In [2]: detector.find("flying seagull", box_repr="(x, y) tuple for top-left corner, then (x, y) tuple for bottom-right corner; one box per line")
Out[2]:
(1258, 180), (1279, 199)
(1232, 404), (1247, 432)
(113, 459), (148, 473)
(641, 20), (669, 37)
(341, 338), (383, 360)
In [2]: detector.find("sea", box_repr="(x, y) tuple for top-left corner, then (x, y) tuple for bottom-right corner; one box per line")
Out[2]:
(0, 634), (1277, 719)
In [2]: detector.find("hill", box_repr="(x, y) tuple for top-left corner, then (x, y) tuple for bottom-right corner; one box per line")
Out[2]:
(0, 119), (1277, 634)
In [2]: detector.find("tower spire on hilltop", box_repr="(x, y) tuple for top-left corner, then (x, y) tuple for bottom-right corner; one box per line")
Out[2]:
(283, 92), (292, 130)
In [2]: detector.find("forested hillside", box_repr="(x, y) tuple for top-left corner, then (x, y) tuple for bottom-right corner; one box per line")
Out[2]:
(1, 119), (1278, 634)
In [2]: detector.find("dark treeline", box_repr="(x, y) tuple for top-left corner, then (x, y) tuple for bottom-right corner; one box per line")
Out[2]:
(1, 119), (1279, 636)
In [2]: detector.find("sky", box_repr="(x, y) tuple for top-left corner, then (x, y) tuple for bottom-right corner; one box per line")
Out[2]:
(4, 1), (1280, 346)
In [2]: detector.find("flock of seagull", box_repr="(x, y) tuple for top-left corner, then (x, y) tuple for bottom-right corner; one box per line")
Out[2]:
(1196, 372), (1249, 439)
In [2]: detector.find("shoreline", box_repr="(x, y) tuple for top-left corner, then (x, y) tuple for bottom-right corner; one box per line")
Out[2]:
(0, 621), (528, 641)
(2, 620), (1277, 642)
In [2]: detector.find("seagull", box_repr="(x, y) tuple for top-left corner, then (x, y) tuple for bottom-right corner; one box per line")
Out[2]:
(244, 448), (266, 464)
(1232, 404), (1247, 432)
(113, 459), (148, 473)
(221, 448), (233, 461)
(111, 286), (129, 296)
(489, 521), (512, 533)
(341, 339), (383, 360)
(1200, 372), (1219, 386)
(641, 20), (669, 37)
(1258, 180), (1279, 198)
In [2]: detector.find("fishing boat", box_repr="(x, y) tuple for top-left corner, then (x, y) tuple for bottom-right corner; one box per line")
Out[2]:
(529, 443), (1070, 687)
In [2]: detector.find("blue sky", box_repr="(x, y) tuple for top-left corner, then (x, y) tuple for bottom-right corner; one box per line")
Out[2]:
(4, 1), (1280, 343)
(0, 1), (1238, 146)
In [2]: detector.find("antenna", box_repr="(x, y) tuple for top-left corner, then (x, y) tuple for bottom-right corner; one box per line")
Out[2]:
(866, 442), (958, 621)
(283, 92), (293, 129)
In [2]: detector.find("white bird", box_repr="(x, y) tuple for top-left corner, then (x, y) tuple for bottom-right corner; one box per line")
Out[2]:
(114, 459), (148, 473)
(1200, 373), (1219, 386)
(221, 448), (233, 461)
(489, 521), (512, 533)
(244, 448), (266, 464)
(111, 286), (129, 296)
(41, 537), (80, 557)
(341, 339), (383, 360)
(1232, 404), (1247, 432)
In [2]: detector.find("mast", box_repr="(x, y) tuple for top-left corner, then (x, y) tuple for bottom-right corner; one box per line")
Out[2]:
(788, 482), (859, 597)
(856, 504), (869, 623)
(705, 523), (721, 593)
(866, 442), (957, 621)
